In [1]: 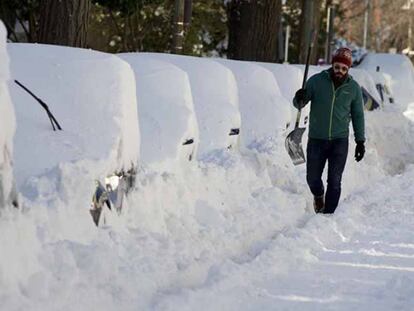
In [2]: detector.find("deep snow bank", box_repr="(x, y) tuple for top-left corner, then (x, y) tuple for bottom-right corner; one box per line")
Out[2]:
(2, 43), (142, 293)
(0, 21), (16, 209)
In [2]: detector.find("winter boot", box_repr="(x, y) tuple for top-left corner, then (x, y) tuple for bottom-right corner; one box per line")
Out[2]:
(313, 195), (325, 213)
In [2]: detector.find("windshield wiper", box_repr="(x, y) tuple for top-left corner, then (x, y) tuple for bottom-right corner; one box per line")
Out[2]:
(14, 79), (62, 131)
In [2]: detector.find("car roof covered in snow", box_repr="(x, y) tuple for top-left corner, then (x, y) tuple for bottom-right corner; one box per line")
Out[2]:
(256, 62), (303, 103)
(8, 43), (140, 190)
(118, 53), (199, 168)
(215, 58), (291, 148)
(349, 67), (382, 104)
(140, 53), (241, 159)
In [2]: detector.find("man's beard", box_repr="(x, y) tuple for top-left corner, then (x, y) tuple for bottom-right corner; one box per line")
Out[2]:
(331, 71), (347, 84)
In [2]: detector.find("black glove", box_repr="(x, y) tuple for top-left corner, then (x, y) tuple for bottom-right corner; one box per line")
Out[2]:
(294, 89), (307, 109)
(355, 141), (365, 162)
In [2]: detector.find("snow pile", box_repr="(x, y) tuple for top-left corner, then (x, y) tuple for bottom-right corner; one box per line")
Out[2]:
(118, 53), (199, 169)
(359, 53), (414, 105)
(0, 21), (9, 81)
(8, 44), (140, 199)
(141, 53), (241, 160)
(215, 58), (291, 149)
(1, 43), (143, 295)
(0, 21), (16, 209)
(0, 21), (33, 296)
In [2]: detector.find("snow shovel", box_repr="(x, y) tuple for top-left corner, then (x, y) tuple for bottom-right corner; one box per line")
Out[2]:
(285, 32), (314, 166)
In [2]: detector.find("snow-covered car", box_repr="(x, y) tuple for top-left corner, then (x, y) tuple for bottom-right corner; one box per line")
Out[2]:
(141, 53), (241, 160)
(358, 53), (414, 104)
(215, 59), (291, 149)
(0, 21), (17, 209)
(349, 68), (382, 111)
(118, 53), (199, 169)
(8, 43), (140, 225)
(258, 63), (303, 103)
(371, 70), (395, 105)
(258, 63), (307, 129)
(355, 65), (395, 105)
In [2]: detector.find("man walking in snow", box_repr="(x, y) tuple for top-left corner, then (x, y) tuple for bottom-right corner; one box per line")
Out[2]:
(293, 47), (366, 214)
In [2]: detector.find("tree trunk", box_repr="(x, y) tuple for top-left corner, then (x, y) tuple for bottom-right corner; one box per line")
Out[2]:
(311, 0), (322, 64)
(0, 2), (17, 41)
(172, 0), (185, 54)
(37, 0), (91, 48)
(227, 0), (282, 62)
(298, 0), (313, 63)
(298, 0), (323, 64)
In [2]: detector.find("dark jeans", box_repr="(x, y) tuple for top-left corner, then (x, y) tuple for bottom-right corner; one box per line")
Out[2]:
(306, 138), (349, 214)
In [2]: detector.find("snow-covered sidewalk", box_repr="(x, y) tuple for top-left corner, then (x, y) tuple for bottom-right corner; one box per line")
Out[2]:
(2, 158), (413, 311)
(153, 166), (414, 311)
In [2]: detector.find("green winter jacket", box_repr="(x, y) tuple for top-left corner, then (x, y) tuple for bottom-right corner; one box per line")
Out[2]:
(294, 69), (365, 142)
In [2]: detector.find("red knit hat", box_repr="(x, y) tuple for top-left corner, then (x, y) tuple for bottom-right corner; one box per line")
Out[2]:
(332, 47), (353, 68)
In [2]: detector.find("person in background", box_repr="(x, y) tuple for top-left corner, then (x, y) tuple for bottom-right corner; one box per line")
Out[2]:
(293, 47), (366, 214)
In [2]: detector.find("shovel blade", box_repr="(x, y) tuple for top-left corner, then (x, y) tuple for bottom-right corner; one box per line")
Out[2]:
(285, 127), (306, 165)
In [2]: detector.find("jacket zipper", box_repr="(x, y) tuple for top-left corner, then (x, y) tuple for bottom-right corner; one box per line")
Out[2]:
(329, 82), (335, 140)
(329, 82), (347, 140)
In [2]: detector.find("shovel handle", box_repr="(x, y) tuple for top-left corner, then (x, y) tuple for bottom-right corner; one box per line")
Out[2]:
(295, 29), (315, 129)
